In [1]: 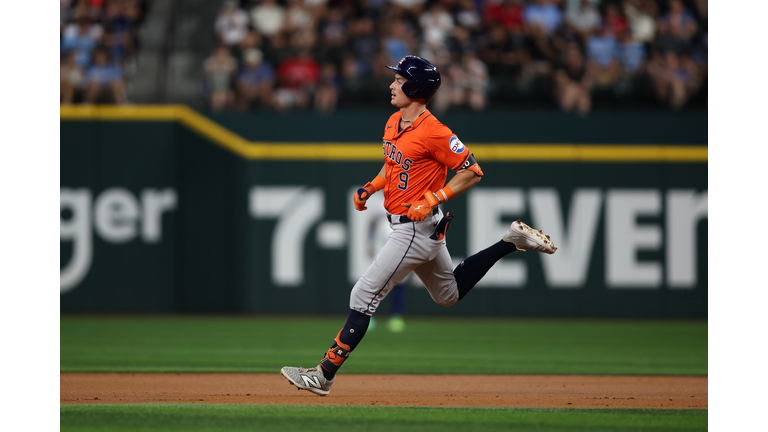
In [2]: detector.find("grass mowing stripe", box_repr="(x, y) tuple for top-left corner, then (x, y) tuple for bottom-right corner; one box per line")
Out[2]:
(60, 404), (708, 432)
(60, 317), (707, 375)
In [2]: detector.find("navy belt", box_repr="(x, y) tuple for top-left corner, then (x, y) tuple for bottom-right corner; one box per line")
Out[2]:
(387, 208), (439, 224)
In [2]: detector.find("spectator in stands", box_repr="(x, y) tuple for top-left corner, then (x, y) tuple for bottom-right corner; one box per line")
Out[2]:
(236, 30), (263, 61)
(316, 8), (348, 66)
(235, 48), (275, 110)
(484, 0), (525, 35)
(250, 0), (286, 39)
(319, 8), (348, 47)
(341, 52), (361, 83)
(613, 29), (646, 96)
(314, 62), (341, 112)
(656, 0), (697, 54)
(284, 0), (315, 35)
(274, 48), (320, 111)
(449, 25), (478, 58)
(61, 51), (84, 104)
(71, 0), (100, 21)
(348, 17), (380, 76)
(523, 0), (563, 37)
(617, 29), (646, 76)
(82, 48), (127, 104)
(519, 18), (558, 88)
(604, 3), (628, 37)
(61, 0), (75, 32)
(449, 51), (489, 112)
(564, 0), (601, 41)
(262, 32), (294, 68)
(586, 25), (620, 88)
(61, 17), (102, 68)
(647, 50), (699, 110)
(477, 22), (525, 78)
(105, 2), (136, 65)
(204, 46), (237, 111)
(215, 0), (249, 47)
(622, 0), (657, 44)
(388, 0), (427, 20)
(554, 42), (592, 115)
(419, 3), (454, 46)
(62, 14), (103, 43)
(419, 28), (450, 70)
(382, 20), (413, 64)
(454, 0), (482, 31)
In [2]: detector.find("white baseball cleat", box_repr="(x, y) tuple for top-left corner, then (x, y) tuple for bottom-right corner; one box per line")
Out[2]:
(502, 219), (557, 254)
(280, 365), (334, 396)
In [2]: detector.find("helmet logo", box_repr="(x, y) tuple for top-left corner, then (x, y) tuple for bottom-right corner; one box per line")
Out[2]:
(449, 136), (465, 154)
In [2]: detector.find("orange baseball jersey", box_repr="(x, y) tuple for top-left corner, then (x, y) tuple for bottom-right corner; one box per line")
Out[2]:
(381, 110), (471, 215)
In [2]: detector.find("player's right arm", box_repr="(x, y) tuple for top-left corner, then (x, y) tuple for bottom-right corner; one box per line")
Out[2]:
(354, 164), (386, 211)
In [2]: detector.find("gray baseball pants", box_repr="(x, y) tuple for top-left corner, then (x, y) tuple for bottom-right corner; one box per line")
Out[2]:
(349, 208), (458, 315)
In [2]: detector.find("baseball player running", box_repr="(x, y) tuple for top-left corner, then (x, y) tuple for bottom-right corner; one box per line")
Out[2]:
(281, 55), (556, 396)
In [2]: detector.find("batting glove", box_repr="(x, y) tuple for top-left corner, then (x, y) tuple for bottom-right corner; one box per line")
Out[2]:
(402, 190), (440, 221)
(354, 183), (375, 211)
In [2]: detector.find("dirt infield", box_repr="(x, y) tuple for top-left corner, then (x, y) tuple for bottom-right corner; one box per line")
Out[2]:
(60, 373), (707, 409)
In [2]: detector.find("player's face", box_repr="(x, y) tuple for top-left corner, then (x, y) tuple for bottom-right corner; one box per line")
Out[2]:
(389, 74), (412, 108)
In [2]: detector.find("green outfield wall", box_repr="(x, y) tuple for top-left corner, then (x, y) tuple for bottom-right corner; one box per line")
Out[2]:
(60, 106), (707, 316)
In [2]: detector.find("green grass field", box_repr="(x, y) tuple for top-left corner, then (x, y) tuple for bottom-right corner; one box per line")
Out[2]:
(60, 316), (707, 431)
(60, 316), (707, 375)
(60, 404), (707, 432)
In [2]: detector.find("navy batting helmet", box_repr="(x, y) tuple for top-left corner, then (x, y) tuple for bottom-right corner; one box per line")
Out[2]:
(386, 55), (441, 101)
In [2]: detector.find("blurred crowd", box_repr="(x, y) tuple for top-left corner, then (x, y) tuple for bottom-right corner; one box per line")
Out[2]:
(60, 0), (148, 104)
(58, 0), (707, 113)
(205, 0), (707, 114)
(204, 0), (707, 114)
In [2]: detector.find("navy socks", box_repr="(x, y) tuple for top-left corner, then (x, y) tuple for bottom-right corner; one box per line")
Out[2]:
(338, 309), (370, 349)
(454, 240), (518, 300)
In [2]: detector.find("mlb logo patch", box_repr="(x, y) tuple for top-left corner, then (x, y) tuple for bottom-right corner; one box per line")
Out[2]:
(449, 136), (465, 154)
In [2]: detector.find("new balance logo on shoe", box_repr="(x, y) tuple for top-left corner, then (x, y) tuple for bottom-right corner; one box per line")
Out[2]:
(301, 374), (322, 388)
(281, 365), (333, 396)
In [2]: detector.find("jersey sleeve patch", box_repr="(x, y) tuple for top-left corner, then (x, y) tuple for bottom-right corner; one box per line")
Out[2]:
(425, 123), (468, 169)
(449, 135), (465, 154)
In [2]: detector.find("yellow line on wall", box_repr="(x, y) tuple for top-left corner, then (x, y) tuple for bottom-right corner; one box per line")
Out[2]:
(60, 105), (708, 162)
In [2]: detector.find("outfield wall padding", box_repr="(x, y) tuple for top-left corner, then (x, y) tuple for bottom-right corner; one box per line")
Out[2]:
(60, 108), (707, 317)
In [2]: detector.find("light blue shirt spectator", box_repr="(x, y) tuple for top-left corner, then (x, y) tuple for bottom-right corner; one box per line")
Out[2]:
(524, 2), (563, 35)
(61, 35), (96, 68)
(586, 33), (619, 67)
(385, 37), (408, 64)
(619, 40), (646, 72)
(84, 63), (123, 87)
